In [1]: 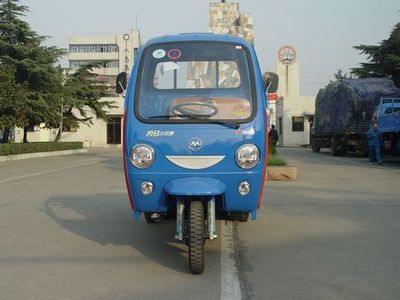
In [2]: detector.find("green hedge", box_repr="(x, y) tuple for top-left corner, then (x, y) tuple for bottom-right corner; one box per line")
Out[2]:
(268, 154), (287, 166)
(0, 142), (83, 156)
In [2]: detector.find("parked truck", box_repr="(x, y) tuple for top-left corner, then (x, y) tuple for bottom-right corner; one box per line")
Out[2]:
(311, 78), (400, 156)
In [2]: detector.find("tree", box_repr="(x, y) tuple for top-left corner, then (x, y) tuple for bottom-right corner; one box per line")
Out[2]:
(1, 0), (114, 144)
(351, 23), (400, 87)
(55, 63), (116, 142)
(0, 66), (27, 142)
(332, 69), (352, 81)
(0, 0), (64, 143)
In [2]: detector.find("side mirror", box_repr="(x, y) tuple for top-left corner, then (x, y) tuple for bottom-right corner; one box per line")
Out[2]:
(263, 72), (279, 93)
(116, 72), (127, 94)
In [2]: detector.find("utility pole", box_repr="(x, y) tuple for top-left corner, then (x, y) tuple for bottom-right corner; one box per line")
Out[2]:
(59, 100), (63, 142)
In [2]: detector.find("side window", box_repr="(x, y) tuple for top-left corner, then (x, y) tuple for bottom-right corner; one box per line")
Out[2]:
(153, 62), (177, 89)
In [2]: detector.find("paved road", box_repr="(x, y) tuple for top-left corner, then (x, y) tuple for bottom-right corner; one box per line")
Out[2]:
(239, 148), (400, 300)
(0, 148), (399, 299)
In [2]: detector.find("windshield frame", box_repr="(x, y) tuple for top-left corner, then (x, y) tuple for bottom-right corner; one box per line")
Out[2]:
(133, 41), (257, 125)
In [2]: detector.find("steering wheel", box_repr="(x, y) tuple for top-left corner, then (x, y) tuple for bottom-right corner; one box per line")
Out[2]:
(171, 101), (218, 117)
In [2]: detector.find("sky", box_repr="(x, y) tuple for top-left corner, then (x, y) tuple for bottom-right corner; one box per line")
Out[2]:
(21, 0), (399, 96)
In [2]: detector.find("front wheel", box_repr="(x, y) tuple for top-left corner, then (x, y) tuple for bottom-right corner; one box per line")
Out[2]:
(144, 212), (161, 223)
(311, 138), (321, 153)
(188, 201), (205, 274)
(238, 212), (249, 222)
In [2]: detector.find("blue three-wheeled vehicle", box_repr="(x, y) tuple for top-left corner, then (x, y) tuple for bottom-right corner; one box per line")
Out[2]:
(116, 33), (277, 274)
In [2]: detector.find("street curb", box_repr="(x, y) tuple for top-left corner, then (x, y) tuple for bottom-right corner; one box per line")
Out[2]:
(267, 166), (298, 181)
(0, 149), (88, 162)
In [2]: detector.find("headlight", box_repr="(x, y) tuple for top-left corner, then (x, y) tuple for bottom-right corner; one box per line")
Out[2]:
(236, 144), (260, 169)
(130, 144), (155, 169)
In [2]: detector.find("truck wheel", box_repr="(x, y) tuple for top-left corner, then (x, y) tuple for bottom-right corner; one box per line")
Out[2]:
(339, 146), (347, 156)
(311, 138), (320, 153)
(144, 212), (161, 223)
(330, 137), (339, 156)
(188, 201), (205, 274)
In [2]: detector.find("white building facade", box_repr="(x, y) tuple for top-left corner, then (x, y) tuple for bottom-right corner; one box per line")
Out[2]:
(275, 46), (316, 147)
(15, 29), (141, 147)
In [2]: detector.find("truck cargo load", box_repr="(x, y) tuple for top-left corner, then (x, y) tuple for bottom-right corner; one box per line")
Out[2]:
(312, 78), (400, 155)
(314, 78), (400, 135)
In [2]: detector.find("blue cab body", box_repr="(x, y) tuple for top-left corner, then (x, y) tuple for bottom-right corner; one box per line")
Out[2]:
(376, 97), (400, 153)
(376, 97), (400, 134)
(122, 33), (268, 221)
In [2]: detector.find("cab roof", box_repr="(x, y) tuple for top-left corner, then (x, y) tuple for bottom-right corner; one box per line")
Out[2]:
(143, 33), (253, 49)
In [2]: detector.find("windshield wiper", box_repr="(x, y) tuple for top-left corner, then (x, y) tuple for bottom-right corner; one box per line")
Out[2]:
(148, 114), (240, 129)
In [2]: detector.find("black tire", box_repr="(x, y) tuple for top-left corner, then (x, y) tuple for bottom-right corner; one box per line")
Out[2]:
(188, 201), (205, 274)
(311, 138), (321, 153)
(144, 212), (160, 223)
(330, 136), (339, 156)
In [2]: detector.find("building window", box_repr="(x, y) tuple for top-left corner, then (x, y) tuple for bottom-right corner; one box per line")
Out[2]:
(69, 60), (119, 69)
(292, 116), (304, 132)
(96, 75), (118, 97)
(96, 75), (116, 85)
(69, 44), (119, 53)
(278, 117), (282, 135)
(62, 125), (78, 132)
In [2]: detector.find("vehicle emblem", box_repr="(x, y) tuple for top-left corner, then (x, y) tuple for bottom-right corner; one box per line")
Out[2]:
(188, 138), (202, 151)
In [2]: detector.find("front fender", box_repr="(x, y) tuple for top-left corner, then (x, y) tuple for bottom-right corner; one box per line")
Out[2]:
(164, 177), (226, 196)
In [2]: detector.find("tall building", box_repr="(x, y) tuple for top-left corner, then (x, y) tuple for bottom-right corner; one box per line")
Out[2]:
(67, 28), (141, 97)
(209, 1), (254, 44)
(62, 28), (141, 146)
(275, 46), (315, 147)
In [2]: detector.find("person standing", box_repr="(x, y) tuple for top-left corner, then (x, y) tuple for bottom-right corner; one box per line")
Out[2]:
(268, 124), (279, 154)
(367, 121), (383, 165)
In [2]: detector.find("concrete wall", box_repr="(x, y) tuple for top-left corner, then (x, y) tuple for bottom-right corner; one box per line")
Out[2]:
(209, 2), (254, 44)
(274, 46), (316, 147)
(276, 96), (315, 147)
(14, 97), (125, 147)
(276, 61), (300, 98)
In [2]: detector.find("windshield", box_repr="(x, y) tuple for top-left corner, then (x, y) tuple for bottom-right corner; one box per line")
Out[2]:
(378, 98), (400, 115)
(135, 42), (254, 123)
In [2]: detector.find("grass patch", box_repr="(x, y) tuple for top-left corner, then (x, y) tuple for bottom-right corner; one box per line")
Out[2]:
(268, 153), (287, 166)
(0, 142), (83, 156)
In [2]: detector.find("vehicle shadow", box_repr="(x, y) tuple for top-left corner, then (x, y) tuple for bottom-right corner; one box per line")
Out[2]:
(44, 193), (189, 273)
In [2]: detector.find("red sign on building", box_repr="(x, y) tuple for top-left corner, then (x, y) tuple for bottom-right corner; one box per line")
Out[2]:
(267, 93), (279, 101)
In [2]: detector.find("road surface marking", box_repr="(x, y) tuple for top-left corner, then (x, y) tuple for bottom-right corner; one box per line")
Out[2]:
(0, 159), (108, 184)
(220, 221), (242, 300)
